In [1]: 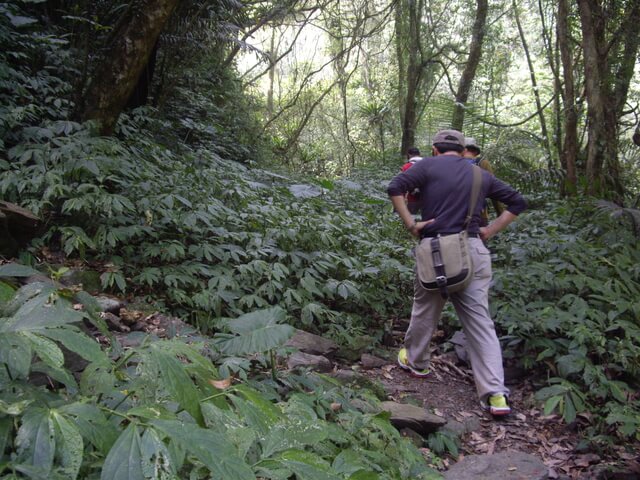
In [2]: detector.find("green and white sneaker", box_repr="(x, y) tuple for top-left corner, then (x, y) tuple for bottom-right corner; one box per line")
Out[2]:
(482, 393), (511, 416)
(397, 348), (430, 378)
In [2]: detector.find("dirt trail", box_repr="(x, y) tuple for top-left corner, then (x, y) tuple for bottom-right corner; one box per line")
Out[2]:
(359, 349), (640, 479)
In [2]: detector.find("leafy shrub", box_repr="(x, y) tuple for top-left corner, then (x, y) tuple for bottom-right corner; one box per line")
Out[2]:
(490, 199), (640, 442)
(0, 267), (441, 479)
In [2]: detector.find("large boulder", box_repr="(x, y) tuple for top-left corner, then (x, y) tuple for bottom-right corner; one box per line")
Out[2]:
(444, 451), (548, 480)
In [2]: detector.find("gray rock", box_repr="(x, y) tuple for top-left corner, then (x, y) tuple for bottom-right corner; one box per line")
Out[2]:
(444, 451), (549, 480)
(286, 330), (338, 357)
(380, 401), (447, 436)
(361, 353), (387, 369)
(94, 295), (124, 314)
(287, 352), (333, 373)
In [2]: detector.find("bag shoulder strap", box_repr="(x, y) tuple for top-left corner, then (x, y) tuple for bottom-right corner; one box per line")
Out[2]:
(463, 166), (482, 230)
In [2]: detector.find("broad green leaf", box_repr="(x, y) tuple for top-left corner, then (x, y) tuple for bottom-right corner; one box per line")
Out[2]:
(226, 307), (287, 334)
(562, 395), (576, 423)
(150, 419), (254, 480)
(0, 263), (41, 278)
(0, 417), (13, 461)
(534, 384), (569, 401)
(31, 362), (78, 391)
(51, 412), (83, 479)
(140, 427), (178, 478)
(234, 384), (282, 424)
(332, 449), (371, 476)
(0, 281), (15, 307)
(0, 333), (32, 378)
(100, 423), (144, 480)
(58, 403), (118, 454)
(148, 347), (204, 426)
(42, 327), (105, 363)
(216, 307), (294, 355)
(79, 361), (116, 396)
(557, 354), (585, 378)
(1, 282), (56, 317)
(0, 399), (32, 416)
(543, 395), (562, 416)
(1, 293), (83, 333)
(23, 332), (64, 368)
(15, 409), (54, 475)
(201, 403), (256, 459)
(127, 405), (176, 421)
(261, 421), (329, 458)
(349, 471), (381, 480)
(278, 449), (341, 480)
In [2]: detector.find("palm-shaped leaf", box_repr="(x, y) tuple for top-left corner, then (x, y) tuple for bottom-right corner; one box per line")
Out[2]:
(216, 307), (294, 355)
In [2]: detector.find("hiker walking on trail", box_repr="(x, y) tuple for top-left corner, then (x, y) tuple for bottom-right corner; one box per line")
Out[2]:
(463, 137), (505, 226)
(387, 129), (527, 416)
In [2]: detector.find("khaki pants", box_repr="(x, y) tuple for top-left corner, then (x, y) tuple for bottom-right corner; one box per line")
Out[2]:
(404, 237), (508, 402)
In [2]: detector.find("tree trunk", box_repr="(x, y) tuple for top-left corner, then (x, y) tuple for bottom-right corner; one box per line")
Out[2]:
(451, 0), (488, 131)
(266, 28), (277, 118)
(557, 0), (577, 192)
(399, 0), (422, 155)
(513, 0), (552, 165)
(80, 0), (179, 135)
(126, 38), (159, 110)
(576, 0), (640, 200)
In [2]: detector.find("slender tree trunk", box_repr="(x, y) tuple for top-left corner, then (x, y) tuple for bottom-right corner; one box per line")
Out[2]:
(537, 0), (561, 166)
(80, 0), (179, 135)
(513, 0), (552, 165)
(267, 28), (277, 118)
(557, 0), (577, 192)
(451, 0), (488, 131)
(399, 0), (421, 155)
(395, 2), (407, 138)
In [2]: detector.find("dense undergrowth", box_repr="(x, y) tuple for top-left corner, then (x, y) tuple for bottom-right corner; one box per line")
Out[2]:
(0, 6), (442, 478)
(490, 200), (640, 447)
(1, 3), (640, 478)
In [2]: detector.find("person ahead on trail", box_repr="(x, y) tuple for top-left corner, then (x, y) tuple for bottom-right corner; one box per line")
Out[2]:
(402, 147), (422, 171)
(463, 137), (505, 226)
(387, 129), (527, 417)
(401, 147), (423, 214)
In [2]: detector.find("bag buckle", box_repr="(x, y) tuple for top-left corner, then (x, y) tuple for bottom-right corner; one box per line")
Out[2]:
(435, 275), (447, 287)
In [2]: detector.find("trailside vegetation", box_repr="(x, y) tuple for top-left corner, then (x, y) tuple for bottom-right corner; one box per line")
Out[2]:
(1, 0), (639, 477)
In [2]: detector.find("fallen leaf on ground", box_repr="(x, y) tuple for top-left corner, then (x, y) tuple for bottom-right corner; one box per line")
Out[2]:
(209, 378), (232, 389)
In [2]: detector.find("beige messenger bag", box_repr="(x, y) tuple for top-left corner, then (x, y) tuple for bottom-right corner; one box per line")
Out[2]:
(415, 166), (482, 299)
